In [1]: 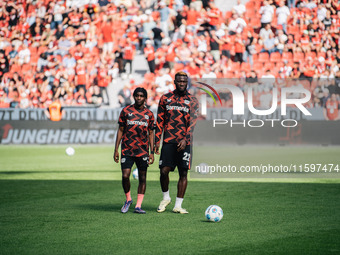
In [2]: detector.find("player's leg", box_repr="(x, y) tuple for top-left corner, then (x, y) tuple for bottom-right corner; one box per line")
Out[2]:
(122, 168), (131, 195)
(177, 167), (188, 198)
(157, 144), (176, 212)
(137, 169), (147, 194)
(173, 167), (189, 214)
(160, 166), (171, 193)
(173, 145), (191, 214)
(157, 166), (172, 212)
(121, 156), (134, 213)
(134, 157), (148, 214)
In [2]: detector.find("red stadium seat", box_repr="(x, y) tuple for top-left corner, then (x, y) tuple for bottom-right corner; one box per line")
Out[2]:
(275, 62), (284, 69)
(270, 52), (282, 63)
(258, 52), (270, 63)
(231, 62), (241, 71)
(263, 62), (275, 71)
(293, 52), (305, 62)
(282, 52), (293, 62)
(287, 26), (300, 35)
(241, 62), (251, 72)
(253, 61), (263, 72)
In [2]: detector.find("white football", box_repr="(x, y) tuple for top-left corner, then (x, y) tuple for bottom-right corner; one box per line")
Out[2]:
(66, 147), (75, 156)
(132, 168), (139, 180)
(205, 205), (223, 222)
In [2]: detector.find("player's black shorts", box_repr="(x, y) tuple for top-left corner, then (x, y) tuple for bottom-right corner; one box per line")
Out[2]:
(159, 143), (192, 171)
(121, 155), (149, 170)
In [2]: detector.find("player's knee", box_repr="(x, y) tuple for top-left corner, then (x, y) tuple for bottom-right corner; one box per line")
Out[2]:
(160, 167), (170, 177)
(138, 170), (147, 183)
(179, 169), (188, 178)
(122, 168), (131, 179)
(122, 173), (130, 180)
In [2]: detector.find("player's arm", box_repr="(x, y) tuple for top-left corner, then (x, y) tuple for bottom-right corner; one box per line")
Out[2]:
(149, 129), (155, 164)
(114, 126), (124, 163)
(148, 112), (155, 164)
(155, 96), (165, 154)
(185, 96), (199, 143)
(178, 97), (199, 151)
(114, 110), (126, 163)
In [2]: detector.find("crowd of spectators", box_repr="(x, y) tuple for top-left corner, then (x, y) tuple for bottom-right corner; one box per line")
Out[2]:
(0, 0), (339, 112)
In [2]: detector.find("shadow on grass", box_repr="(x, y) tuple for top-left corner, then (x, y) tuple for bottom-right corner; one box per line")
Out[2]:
(76, 203), (158, 213)
(200, 220), (221, 223)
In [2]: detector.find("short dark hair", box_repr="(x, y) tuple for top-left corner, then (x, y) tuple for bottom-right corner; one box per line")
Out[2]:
(175, 71), (188, 80)
(133, 87), (147, 98)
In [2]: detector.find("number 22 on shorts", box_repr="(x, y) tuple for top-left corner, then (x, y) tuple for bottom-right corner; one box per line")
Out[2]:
(183, 152), (190, 161)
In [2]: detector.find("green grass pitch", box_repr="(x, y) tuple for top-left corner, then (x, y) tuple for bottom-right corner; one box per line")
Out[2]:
(0, 145), (340, 254)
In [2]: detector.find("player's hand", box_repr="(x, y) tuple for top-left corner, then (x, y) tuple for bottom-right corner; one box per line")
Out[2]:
(114, 150), (119, 163)
(154, 144), (160, 155)
(177, 139), (187, 151)
(149, 154), (154, 164)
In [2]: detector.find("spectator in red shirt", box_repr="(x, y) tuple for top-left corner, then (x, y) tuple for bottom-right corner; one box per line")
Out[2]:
(323, 93), (340, 120)
(127, 25), (140, 51)
(234, 33), (245, 63)
(101, 18), (114, 57)
(301, 57), (316, 82)
(144, 40), (155, 73)
(207, 2), (222, 30)
(97, 63), (110, 102)
(123, 38), (136, 75)
(186, 5), (199, 33)
(75, 60), (87, 92)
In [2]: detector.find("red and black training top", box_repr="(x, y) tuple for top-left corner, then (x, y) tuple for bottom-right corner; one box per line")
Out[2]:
(155, 89), (199, 145)
(118, 104), (155, 157)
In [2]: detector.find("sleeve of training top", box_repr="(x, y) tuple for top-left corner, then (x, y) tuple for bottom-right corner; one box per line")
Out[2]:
(155, 95), (165, 145)
(149, 110), (155, 130)
(118, 108), (126, 127)
(185, 96), (199, 143)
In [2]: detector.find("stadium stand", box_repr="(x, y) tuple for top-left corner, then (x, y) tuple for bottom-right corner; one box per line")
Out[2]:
(0, 0), (339, 109)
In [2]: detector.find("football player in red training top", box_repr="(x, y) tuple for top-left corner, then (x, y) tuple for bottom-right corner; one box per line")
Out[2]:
(114, 87), (155, 214)
(154, 71), (199, 214)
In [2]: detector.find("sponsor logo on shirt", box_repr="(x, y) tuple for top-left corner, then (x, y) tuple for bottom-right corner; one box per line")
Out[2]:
(166, 105), (189, 112)
(127, 120), (148, 126)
